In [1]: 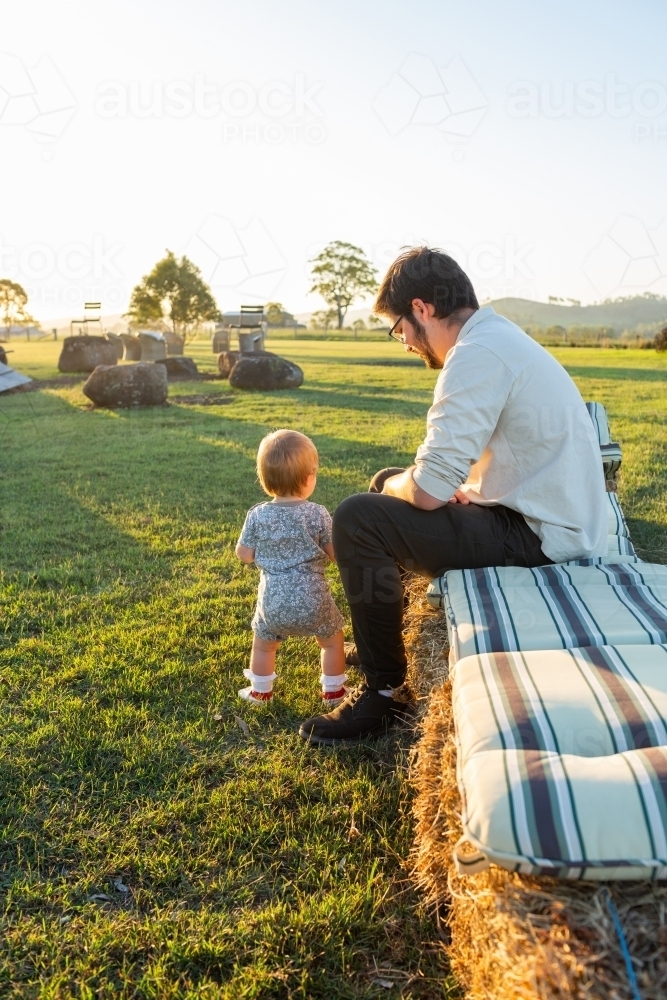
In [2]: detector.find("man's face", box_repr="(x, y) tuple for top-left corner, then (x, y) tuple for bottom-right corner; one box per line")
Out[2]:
(393, 311), (444, 370)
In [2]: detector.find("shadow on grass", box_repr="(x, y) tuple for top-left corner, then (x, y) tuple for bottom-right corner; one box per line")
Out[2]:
(0, 387), (417, 658)
(563, 365), (667, 382)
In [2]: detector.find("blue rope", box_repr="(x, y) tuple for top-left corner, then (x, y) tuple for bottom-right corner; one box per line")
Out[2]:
(601, 887), (642, 1000)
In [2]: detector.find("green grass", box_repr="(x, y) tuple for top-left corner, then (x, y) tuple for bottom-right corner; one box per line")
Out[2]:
(1, 339), (666, 998)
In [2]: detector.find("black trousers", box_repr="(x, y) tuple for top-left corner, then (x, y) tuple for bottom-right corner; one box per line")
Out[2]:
(332, 468), (551, 690)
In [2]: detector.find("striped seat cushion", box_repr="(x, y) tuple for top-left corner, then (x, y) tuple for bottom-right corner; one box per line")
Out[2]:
(427, 562), (667, 664)
(585, 401), (623, 486)
(452, 643), (667, 878)
(585, 401), (611, 445)
(606, 490), (631, 539)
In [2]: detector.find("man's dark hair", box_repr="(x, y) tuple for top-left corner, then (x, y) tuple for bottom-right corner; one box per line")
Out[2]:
(374, 246), (479, 319)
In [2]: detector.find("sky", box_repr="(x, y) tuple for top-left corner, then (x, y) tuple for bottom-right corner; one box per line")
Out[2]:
(1, 0), (667, 324)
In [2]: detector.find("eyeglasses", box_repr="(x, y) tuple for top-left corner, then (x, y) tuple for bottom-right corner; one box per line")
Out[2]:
(387, 314), (407, 343)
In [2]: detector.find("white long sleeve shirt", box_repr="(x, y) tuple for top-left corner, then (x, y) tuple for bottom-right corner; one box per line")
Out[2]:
(412, 307), (608, 564)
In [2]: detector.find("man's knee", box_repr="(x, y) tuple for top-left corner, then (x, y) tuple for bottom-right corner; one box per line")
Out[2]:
(333, 492), (377, 537)
(368, 467), (406, 493)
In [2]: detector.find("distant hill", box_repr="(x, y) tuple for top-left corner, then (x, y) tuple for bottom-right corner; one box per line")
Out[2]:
(488, 294), (667, 333)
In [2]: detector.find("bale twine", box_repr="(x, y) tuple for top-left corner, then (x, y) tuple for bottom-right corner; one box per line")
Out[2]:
(405, 581), (667, 1000)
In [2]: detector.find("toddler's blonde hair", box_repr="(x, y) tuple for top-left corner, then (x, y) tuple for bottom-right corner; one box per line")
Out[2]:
(257, 429), (318, 497)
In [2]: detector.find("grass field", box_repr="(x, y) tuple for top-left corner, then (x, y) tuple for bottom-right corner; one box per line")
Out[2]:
(1, 338), (666, 998)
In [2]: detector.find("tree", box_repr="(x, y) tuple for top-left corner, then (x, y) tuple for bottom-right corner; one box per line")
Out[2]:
(126, 251), (220, 345)
(310, 309), (337, 332)
(0, 279), (30, 332)
(352, 318), (366, 340)
(265, 302), (284, 326)
(655, 326), (667, 352)
(265, 302), (297, 327)
(546, 324), (567, 343)
(367, 314), (384, 329)
(309, 241), (378, 329)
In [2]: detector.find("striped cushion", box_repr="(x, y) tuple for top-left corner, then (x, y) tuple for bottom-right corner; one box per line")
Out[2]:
(427, 562), (667, 664)
(585, 401), (611, 445)
(585, 401), (622, 486)
(428, 492), (636, 606)
(453, 643), (667, 878)
(607, 490), (631, 538)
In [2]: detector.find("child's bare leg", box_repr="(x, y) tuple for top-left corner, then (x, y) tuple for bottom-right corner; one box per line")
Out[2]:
(250, 636), (280, 675)
(316, 630), (346, 676)
(239, 636), (280, 705)
(317, 630), (348, 703)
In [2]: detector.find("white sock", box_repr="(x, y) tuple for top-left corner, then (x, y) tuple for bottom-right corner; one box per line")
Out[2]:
(379, 688), (395, 698)
(243, 669), (277, 694)
(320, 672), (347, 692)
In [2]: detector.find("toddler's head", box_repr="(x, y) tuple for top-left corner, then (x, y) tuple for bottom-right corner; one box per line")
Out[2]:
(257, 429), (319, 499)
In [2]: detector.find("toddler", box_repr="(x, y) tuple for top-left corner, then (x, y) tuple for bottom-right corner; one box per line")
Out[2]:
(235, 429), (347, 706)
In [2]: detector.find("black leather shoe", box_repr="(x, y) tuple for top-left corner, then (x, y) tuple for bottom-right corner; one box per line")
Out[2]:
(298, 685), (411, 746)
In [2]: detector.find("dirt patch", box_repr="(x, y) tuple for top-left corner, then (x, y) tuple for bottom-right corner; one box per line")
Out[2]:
(171, 394), (235, 406)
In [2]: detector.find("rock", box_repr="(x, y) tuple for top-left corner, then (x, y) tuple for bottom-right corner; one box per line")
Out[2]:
(212, 328), (231, 353)
(105, 332), (124, 361)
(218, 350), (240, 378)
(229, 351), (303, 390)
(156, 356), (198, 378)
(83, 363), (168, 408)
(138, 332), (166, 362)
(58, 336), (117, 373)
(120, 334), (142, 361)
(164, 331), (184, 355)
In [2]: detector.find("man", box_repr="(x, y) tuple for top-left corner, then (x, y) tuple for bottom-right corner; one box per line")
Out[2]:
(298, 247), (607, 746)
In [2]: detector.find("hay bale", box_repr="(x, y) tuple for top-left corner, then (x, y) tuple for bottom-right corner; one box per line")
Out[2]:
(410, 664), (667, 999)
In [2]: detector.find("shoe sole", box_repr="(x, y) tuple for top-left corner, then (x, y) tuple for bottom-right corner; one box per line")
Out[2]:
(297, 719), (397, 746)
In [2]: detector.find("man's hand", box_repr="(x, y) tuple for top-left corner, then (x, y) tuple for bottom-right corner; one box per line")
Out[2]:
(381, 467), (448, 510)
(448, 489), (470, 504)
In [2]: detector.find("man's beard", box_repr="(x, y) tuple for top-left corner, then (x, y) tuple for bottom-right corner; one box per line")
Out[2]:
(409, 314), (443, 370)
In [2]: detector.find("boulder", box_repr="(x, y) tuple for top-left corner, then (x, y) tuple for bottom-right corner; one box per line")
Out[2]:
(156, 356), (198, 378)
(105, 332), (124, 361)
(138, 332), (166, 362)
(164, 331), (184, 355)
(120, 334), (142, 361)
(217, 350), (240, 378)
(229, 351), (303, 391)
(83, 363), (168, 408)
(58, 336), (117, 373)
(212, 328), (231, 353)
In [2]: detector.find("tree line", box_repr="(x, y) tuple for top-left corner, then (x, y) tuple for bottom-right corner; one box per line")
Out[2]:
(0, 241), (380, 344)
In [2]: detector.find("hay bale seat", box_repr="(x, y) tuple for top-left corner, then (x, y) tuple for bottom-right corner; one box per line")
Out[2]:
(411, 401), (667, 998)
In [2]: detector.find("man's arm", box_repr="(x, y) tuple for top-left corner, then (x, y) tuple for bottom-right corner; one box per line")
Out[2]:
(381, 466), (470, 509)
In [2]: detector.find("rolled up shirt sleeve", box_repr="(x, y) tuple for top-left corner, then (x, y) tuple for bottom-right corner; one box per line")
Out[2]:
(412, 343), (515, 502)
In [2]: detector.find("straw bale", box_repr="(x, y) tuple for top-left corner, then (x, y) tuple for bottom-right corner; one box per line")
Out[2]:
(406, 580), (667, 1000)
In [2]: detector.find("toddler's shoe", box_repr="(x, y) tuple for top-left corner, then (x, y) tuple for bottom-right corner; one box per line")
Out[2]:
(239, 686), (274, 707)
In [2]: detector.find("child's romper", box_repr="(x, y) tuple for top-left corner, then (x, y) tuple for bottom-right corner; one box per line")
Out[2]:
(238, 499), (344, 641)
